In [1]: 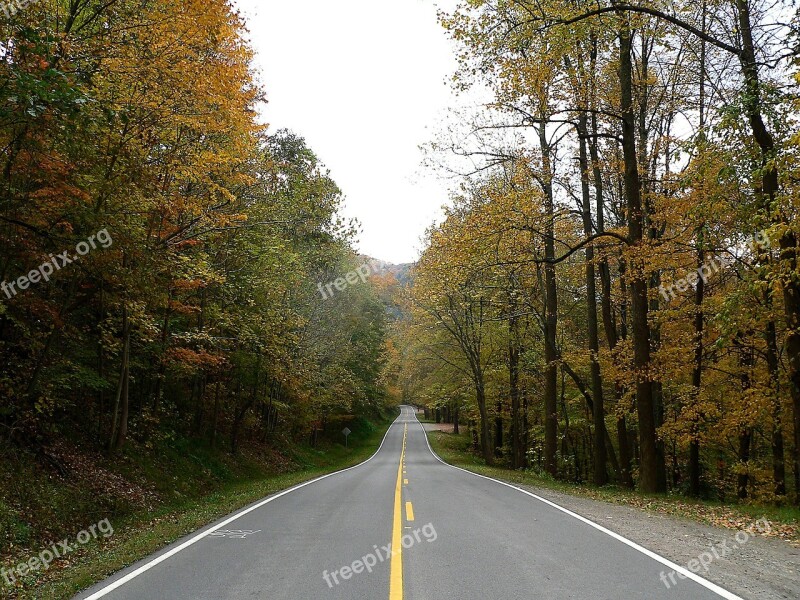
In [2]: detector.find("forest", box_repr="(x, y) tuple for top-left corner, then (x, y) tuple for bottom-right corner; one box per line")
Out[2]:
(0, 0), (390, 486)
(390, 0), (800, 504)
(2, 1), (800, 598)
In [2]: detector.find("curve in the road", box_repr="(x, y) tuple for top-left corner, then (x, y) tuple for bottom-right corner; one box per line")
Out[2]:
(74, 406), (744, 600)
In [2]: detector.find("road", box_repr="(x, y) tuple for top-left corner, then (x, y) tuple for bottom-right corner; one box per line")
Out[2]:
(76, 406), (741, 600)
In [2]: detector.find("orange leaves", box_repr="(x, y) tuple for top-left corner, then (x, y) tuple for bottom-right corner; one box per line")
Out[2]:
(171, 239), (202, 250)
(166, 301), (198, 316)
(166, 348), (226, 372)
(29, 184), (90, 206)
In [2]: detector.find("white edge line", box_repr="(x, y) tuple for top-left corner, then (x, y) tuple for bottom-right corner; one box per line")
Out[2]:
(80, 413), (402, 600)
(412, 412), (743, 600)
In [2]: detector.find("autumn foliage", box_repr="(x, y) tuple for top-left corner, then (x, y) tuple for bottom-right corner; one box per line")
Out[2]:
(392, 0), (800, 504)
(0, 2), (388, 460)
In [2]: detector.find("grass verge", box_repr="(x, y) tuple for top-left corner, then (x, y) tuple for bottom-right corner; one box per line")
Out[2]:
(3, 417), (393, 600)
(426, 428), (799, 546)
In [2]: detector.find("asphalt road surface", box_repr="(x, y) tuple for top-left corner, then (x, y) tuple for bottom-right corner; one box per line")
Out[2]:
(76, 406), (742, 600)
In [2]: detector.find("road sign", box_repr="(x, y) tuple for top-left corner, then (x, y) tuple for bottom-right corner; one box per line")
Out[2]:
(342, 427), (351, 447)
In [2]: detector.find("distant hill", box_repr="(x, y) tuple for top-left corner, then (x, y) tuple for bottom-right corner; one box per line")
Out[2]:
(359, 257), (415, 319)
(359, 257), (415, 285)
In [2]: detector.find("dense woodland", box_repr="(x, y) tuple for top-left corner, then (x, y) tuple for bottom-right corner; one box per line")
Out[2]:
(391, 0), (800, 504)
(2, 0), (800, 525)
(0, 1), (389, 462)
(7, 1), (800, 597)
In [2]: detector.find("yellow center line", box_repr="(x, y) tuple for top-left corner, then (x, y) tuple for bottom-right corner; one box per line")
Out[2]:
(389, 423), (407, 600)
(405, 501), (415, 522)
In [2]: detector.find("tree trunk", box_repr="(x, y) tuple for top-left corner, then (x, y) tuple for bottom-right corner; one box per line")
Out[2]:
(509, 309), (521, 469)
(736, 334), (755, 499)
(577, 114), (607, 485)
(689, 19), (707, 497)
(522, 387), (530, 467)
(734, 0), (800, 505)
(639, 31), (667, 494)
(211, 381), (221, 449)
(115, 351), (130, 451)
(110, 305), (130, 452)
(618, 22), (661, 493)
(616, 415), (633, 487)
(737, 428), (752, 500)
(689, 232), (706, 496)
(469, 418), (478, 451)
(765, 320), (786, 495)
(231, 380), (256, 456)
(477, 384), (493, 465)
(152, 303), (171, 412)
(591, 77), (632, 487)
(495, 400), (503, 457)
(540, 122), (559, 478)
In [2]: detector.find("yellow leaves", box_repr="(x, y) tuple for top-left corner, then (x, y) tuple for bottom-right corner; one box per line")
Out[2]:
(218, 213), (248, 227)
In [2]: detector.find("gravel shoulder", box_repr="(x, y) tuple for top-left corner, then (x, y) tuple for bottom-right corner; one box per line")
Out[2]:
(512, 483), (800, 600)
(421, 423), (800, 600)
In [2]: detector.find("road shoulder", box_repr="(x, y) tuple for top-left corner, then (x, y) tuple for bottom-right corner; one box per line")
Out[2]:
(424, 426), (800, 600)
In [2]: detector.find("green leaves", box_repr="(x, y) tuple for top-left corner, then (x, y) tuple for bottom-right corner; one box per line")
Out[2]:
(0, 1), (389, 457)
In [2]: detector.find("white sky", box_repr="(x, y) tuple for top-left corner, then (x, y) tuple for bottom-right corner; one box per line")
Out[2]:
(232, 0), (463, 264)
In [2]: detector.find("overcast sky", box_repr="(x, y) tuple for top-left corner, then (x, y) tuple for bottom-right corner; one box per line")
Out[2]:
(232, 0), (462, 264)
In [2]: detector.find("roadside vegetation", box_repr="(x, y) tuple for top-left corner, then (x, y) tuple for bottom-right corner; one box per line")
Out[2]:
(2, 415), (392, 599)
(0, 2), (396, 597)
(427, 428), (799, 545)
(387, 0), (800, 508)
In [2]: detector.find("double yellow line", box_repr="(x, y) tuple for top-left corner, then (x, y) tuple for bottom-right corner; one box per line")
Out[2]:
(389, 423), (407, 600)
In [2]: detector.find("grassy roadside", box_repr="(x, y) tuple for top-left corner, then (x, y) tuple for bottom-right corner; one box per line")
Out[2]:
(427, 428), (800, 546)
(3, 417), (393, 600)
